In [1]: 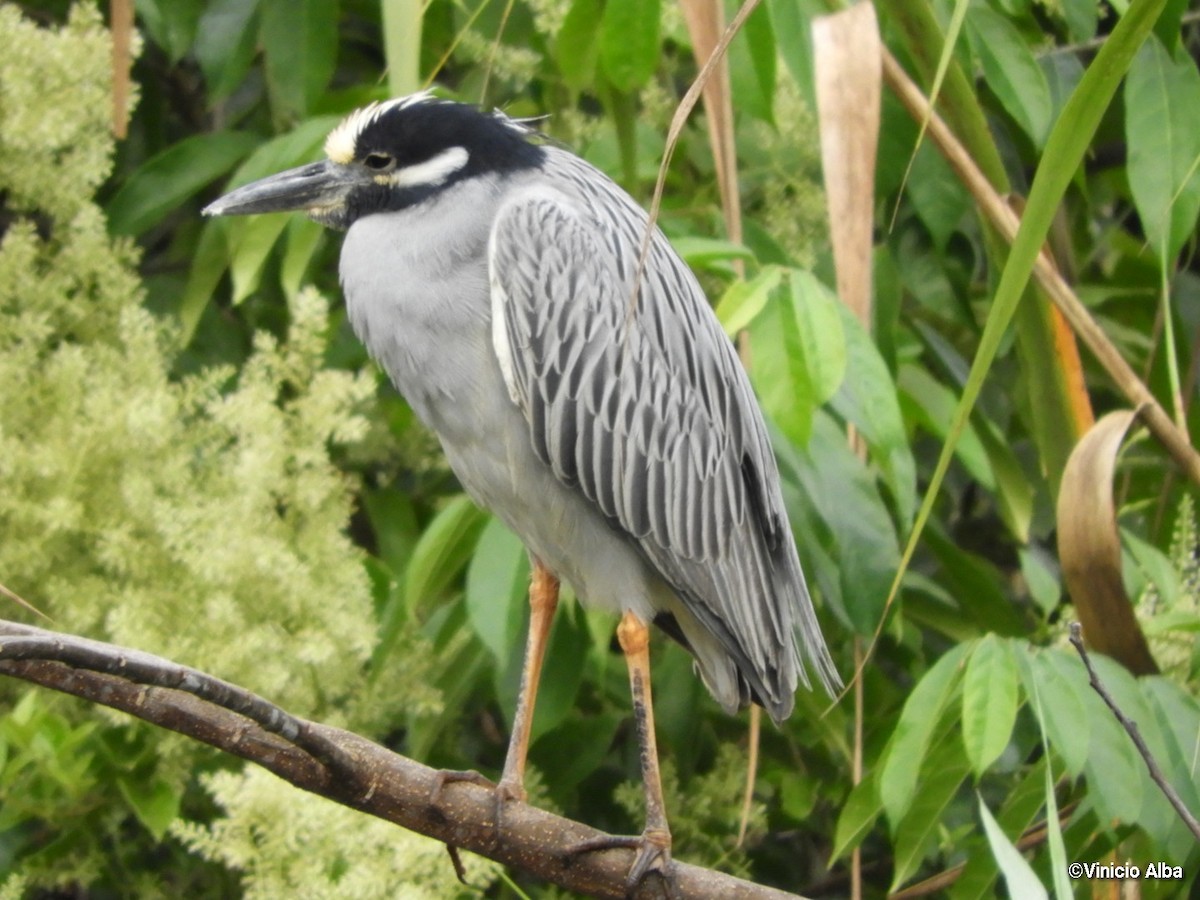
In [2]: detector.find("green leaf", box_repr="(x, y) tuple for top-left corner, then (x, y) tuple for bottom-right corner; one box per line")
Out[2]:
(1019, 649), (1090, 778)
(898, 364), (993, 488)
(832, 768), (882, 861)
(768, 0), (815, 109)
(728, 0), (776, 123)
(280, 216), (326, 297)
(671, 236), (755, 270)
(1125, 35), (1200, 267)
(881, 642), (970, 827)
(465, 517), (530, 664)
(526, 601), (591, 742)
(403, 496), (489, 619)
(977, 793), (1048, 900)
(116, 776), (181, 842)
(961, 635), (1019, 776)
(967, 6), (1053, 147)
(599, 0), (661, 92)
(135, 0), (203, 63)
(259, 0), (339, 121)
(891, 739), (971, 891)
(361, 487), (420, 577)
(791, 271), (847, 407)
(831, 301), (916, 526)
(774, 412), (898, 633)
(107, 132), (260, 237)
(194, 0), (261, 102)
(556, 0), (603, 92)
(179, 220), (230, 341)
(714, 266), (782, 336)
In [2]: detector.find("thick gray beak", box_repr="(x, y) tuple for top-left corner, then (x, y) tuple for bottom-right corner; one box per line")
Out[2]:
(203, 160), (363, 218)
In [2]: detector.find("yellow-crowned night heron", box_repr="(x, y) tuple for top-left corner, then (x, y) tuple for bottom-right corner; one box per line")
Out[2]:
(204, 92), (840, 887)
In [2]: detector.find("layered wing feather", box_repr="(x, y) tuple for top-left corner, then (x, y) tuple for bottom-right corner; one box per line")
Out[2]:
(489, 166), (839, 719)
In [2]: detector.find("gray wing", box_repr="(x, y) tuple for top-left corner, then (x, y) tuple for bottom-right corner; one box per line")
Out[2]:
(488, 179), (839, 720)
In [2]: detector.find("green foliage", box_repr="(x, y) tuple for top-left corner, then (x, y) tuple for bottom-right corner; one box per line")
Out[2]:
(172, 767), (498, 899)
(4, 0), (1200, 897)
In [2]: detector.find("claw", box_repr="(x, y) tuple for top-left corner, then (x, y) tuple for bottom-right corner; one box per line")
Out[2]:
(566, 829), (675, 898)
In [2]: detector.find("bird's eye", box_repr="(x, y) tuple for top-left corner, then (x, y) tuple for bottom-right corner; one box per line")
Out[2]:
(364, 153), (394, 170)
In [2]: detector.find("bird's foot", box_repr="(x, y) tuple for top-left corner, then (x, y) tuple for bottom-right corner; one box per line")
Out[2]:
(429, 768), (494, 806)
(567, 828), (675, 898)
(429, 770), (526, 844)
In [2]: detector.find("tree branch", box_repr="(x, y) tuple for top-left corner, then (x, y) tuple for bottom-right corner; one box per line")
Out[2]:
(1068, 622), (1200, 843)
(0, 620), (807, 900)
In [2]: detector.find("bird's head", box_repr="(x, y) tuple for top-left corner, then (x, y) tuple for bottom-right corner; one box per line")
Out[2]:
(203, 92), (545, 230)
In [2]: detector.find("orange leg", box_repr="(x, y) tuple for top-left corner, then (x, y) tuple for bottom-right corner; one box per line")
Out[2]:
(570, 611), (673, 892)
(497, 559), (560, 801)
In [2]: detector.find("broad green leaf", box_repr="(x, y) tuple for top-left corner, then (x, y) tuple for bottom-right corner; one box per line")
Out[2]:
(230, 215), (292, 303)
(967, 6), (1053, 147)
(465, 517), (530, 664)
(881, 641), (971, 827)
(180, 217), (231, 341)
(1142, 678), (1200, 861)
(672, 236), (755, 270)
(829, 302), (917, 526)
(898, 364), (993, 488)
(1020, 649), (1090, 778)
(961, 635), (1019, 775)
(116, 776), (181, 842)
(768, 0), (815, 109)
(1060, 0), (1098, 42)
(715, 266), (782, 336)
(975, 420), (1034, 544)
(1122, 528), (1181, 610)
(403, 496), (489, 618)
(905, 135), (971, 250)
(280, 216), (326, 297)
(1125, 35), (1200, 267)
(748, 277), (845, 446)
(925, 526), (1026, 636)
(728, 0), (776, 124)
(361, 487), (420, 577)
(832, 767), (882, 861)
(135, 0), (203, 63)
(791, 271), (847, 407)
(556, 0), (602, 92)
(194, 0), (261, 102)
(599, 0), (660, 93)
(774, 412), (898, 633)
(260, 0), (339, 121)
(891, 738), (971, 891)
(978, 793), (1048, 900)
(107, 132), (260, 237)
(525, 602), (591, 742)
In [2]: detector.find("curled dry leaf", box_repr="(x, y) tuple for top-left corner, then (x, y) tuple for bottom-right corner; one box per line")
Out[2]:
(1056, 410), (1159, 675)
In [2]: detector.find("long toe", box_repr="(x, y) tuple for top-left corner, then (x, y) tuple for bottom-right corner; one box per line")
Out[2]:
(566, 828), (674, 898)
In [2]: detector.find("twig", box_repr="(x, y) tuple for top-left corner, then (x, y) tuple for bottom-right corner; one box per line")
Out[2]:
(1068, 622), (1200, 843)
(0, 620), (806, 900)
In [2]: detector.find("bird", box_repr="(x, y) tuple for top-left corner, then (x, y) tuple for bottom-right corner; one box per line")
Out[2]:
(204, 91), (841, 889)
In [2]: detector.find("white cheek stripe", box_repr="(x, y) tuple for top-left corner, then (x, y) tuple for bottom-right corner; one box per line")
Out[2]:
(383, 146), (470, 188)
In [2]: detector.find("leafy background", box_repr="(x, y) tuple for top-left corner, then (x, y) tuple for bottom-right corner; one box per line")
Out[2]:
(1, 0), (1199, 897)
